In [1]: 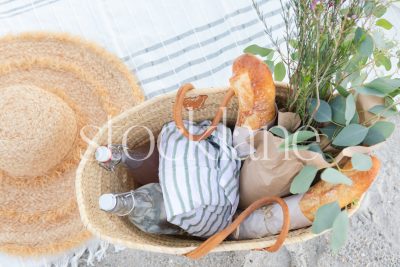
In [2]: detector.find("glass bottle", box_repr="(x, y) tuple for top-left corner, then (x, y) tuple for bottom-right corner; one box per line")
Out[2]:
(95, 143), (159, 185)
(99, 183), (183, 235)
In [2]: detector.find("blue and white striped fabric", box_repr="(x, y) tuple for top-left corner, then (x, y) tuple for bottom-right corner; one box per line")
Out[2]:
(0, 1), (399, 98)
(158, 121), (240, 237)
(0, 0), (286, 99)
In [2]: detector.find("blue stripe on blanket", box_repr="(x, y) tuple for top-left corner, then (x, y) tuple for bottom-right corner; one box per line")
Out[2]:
(133, 7), (281, 73)
(121, 0), (272, 61)
(145, 36), (285, 98)
(0, 0), (61, 19)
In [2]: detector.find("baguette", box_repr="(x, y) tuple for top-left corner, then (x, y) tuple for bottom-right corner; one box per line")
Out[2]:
(230, 54), (276, 130)
(300, 156), (381, 221)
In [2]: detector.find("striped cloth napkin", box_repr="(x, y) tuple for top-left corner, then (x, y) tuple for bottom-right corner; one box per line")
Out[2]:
(158, 121), (240, 237)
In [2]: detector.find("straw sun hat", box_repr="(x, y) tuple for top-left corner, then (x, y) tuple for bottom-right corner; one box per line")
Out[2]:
(0, 32), (143, 257)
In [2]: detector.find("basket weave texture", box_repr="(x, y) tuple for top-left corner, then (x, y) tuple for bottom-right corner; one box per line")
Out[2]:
(76, 83), (361, 254)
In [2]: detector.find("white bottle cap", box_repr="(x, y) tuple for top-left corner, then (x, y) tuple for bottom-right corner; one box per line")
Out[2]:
(99, 194), (117, 211)
(95, 146), (112, 163)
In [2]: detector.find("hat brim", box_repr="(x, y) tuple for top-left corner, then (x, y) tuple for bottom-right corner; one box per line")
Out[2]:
(0, 32), (144, 256)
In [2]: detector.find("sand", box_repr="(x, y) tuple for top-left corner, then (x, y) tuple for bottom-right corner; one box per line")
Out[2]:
(94, 116), (400, 267)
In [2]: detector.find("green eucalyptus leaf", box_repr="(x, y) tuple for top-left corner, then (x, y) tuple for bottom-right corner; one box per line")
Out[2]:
(383, 78), (400, 88)
(308, 98), (332, 123)
(278, 144), (310, 152)
(376, 18), (393, 30)
(321, 168), (353, 185)
(371, 121), (395, 138)
(269, 126), (289, 138)
(381, 57), (392, 71)
(308, 142), (324, 155)
(356, 86), (386, 97)
(351, 153), (373, 171)
(279, 130), (316, 151)
(345, 94), (356, 126)
(279, 130), (316, 149)
(290, 165), (318, 194)
(244, 44), (273, 57)
(331, 211), (349, 252)
(354, 27), (365, 43)
(274, 62), (286, 81)
(364, 121), (395, 146)
(336, 85), (350, 97)
(388, 88), (400, 98)
(383, 78), (400, 91)
(330, 96), (347, 125)
(351, 72), (368, 88)
(348, 72), (361, 86)
(320, 124), (341, 140)
(351, 109), (360, 124)
(375, 53), (392, 71)
(308, 143), (327, 160)
(359, 34), (374, 57)
(266, 51), (274, 60)
(332, 124), (369, 147)
(312, 202), (341, 234)
(330, 96), (359, 125)
(345, 54), (368, 73)
(365, 78), (400, 95)
(368, 105), (398, 117)
(373, 5), (387, 17)
(385, 96), (395, 106)
(290, 130), (316, 143)
(264, 60), (275, 72)
(363, 1), (375, 16)
(363, 127), (386, 146)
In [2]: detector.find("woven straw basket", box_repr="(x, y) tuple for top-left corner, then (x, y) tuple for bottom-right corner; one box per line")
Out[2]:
(76, 82), (362, 255)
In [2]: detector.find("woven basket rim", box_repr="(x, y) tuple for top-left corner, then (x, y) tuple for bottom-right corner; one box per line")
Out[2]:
(75, 83), (363, 254)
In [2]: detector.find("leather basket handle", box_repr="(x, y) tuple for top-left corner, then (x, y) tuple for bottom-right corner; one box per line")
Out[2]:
(173, 83), (235, 141)
(185, 196), (290, 260)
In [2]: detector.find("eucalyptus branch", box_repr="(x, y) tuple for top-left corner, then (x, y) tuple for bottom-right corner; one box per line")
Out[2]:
(280, 0), (294, 107)
(307, 13), (321, 127)
(337, 61), (375, 86)
(251, 0), (396, 123)
(252, 0), (289, 66)
(318, 8), (349, 94)
(362, 100), (400, 126)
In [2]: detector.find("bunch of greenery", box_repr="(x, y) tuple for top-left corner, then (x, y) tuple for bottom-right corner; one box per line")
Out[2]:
(245, 0), (400, 251)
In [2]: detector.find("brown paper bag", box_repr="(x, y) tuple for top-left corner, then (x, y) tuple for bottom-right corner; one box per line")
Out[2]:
(239, 111), (303, 208)
(239, 130), (303, 208)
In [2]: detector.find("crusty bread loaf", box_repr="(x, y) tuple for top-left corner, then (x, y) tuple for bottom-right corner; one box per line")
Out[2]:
(299, 156), (381, 221)
(230, 54), (276, 130)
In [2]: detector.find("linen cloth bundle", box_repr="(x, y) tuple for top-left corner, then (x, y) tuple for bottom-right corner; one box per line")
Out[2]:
(158, 120), (240, 237)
